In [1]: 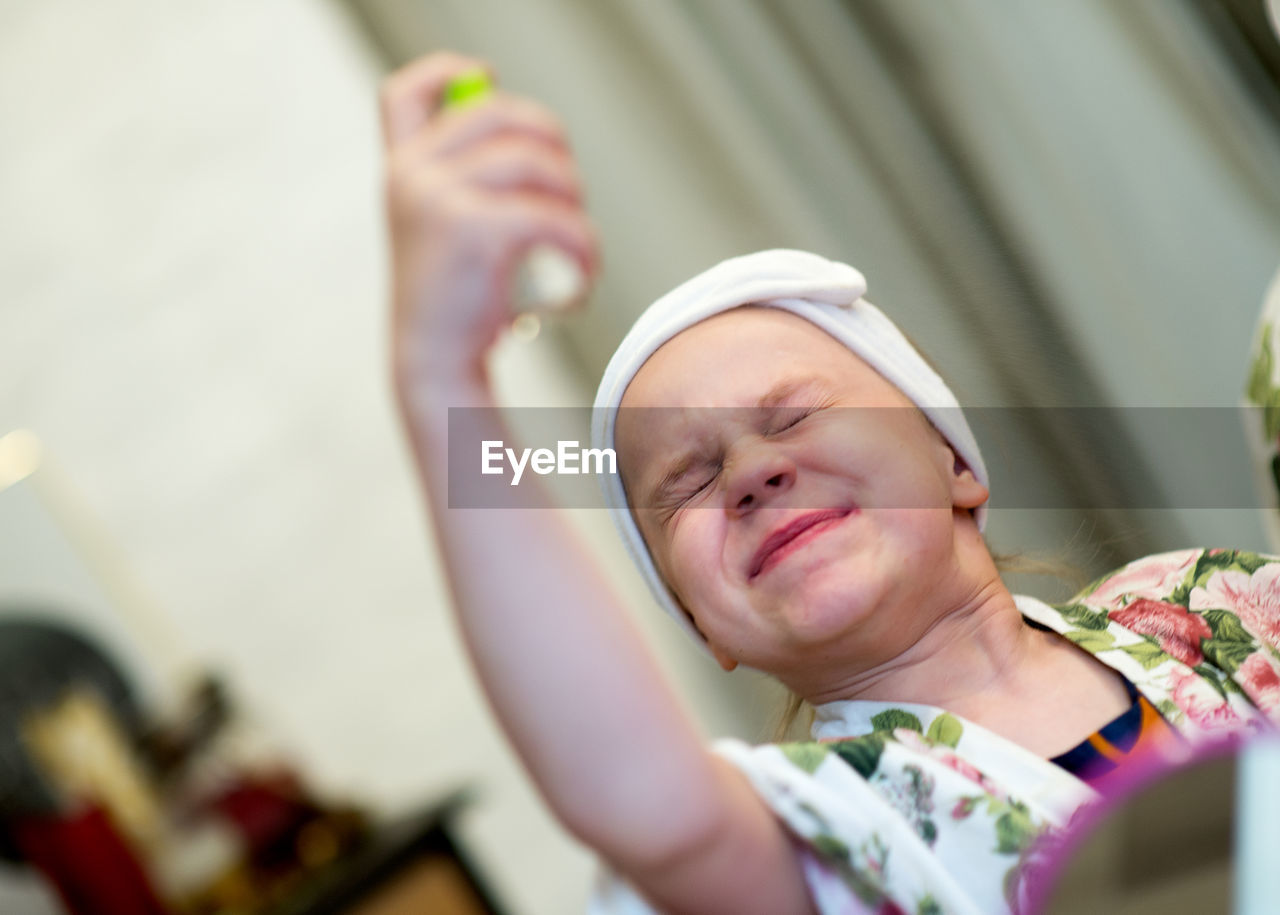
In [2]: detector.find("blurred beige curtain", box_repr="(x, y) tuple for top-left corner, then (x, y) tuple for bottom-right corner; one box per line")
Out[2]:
(347, 0), (1280, 566)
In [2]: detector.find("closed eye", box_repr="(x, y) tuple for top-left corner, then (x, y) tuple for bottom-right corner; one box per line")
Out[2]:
(656, 466), (720, 524)
(768, 407), (814, 433)
(764, 397), (834, 435)
(685, 471), (718, 499)
(677, 468), (720, 506)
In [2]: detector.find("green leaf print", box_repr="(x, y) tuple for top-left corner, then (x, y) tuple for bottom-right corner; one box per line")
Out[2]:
(1202, 608), (1256, 642)
(1055, 601), (1110, 630)
(1120, 639), (1168, 670)
(925, 712), (964, 748)
(871, 709), (924, 733)
(1201, 637), (1258, 676)
(917, 894), (942, 915)
(1232, 552), (1273, 575)
(811, 833), (852, 860)
(832, 734), (887, 779)
(780, 742), (830, 775)
(1148, 550), (1207, 606)
(1064, 628), (1116, 653)
(993, 805), (1037, 855)
(1186, 551), (1270, 599)
(1193, 548), (1239, 579)
(1197, 608), (1260, 675)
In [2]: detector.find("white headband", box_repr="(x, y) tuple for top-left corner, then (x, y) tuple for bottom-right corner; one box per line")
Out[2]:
(590, 249), (988, 647)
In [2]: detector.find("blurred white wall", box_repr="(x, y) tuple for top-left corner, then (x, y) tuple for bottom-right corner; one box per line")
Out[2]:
(0, 2), (773, 913)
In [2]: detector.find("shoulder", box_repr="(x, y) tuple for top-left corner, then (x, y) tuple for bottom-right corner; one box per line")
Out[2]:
(1050, 548), (1280, 662)
(1051, 548), (1280, 730)
(1064, 548), (1280, 613)
(711, 731), (1074, 915)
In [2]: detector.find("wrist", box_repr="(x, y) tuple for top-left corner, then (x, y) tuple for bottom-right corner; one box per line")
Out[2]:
(392, 335), (491, 394)
(393, 357), (497, 464)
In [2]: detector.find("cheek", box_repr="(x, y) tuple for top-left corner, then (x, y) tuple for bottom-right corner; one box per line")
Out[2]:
(658, 515), (726, 605)
(636, 514), (693, 601)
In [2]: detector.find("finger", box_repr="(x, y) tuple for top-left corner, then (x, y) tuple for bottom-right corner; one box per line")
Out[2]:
(379, 52), (494, 148)
(450, 140), (584, 204)
(384, 144), (582, 237)
(422, 94), (570, 160)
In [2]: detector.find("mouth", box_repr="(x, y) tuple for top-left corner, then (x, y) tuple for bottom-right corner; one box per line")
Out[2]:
(748, 508), (854, 580)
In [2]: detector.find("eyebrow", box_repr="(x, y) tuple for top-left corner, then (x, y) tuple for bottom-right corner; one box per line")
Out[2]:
(643, 377), (829, 507)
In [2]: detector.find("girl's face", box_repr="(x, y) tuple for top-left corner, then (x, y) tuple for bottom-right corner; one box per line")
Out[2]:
(615, 307), (988, 677)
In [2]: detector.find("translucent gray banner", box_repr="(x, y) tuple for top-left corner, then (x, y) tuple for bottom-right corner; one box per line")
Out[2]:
(446, 407), (1272, 510)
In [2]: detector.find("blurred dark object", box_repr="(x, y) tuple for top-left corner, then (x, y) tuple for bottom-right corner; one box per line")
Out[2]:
(212, 772), (318, 871)
(203, 772), (367, 890)
(0, 609), (503, 914)
(263, 796), (506, 915)
(0, 613), (144, 826)
(1192, 0), (1280, 124)
(138, 676), (230, 781)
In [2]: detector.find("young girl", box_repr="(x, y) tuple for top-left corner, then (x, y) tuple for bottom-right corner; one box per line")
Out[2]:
(382, 52), (1280, 914)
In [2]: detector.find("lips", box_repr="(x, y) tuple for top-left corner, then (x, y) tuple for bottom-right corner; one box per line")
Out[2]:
(748, 509), (853, 579)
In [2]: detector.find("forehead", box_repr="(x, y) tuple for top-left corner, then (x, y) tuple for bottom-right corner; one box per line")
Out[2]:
(618, 306), (866, 410)
(613, 306), (909, 487)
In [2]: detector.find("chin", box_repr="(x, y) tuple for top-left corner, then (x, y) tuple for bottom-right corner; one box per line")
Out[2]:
(778, 576), (882, 645)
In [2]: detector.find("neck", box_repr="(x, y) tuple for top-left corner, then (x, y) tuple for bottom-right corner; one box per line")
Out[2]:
(781, 528), (1058, 722)
(775, 534), (1133, 755)
(799, 579), (1039, 713)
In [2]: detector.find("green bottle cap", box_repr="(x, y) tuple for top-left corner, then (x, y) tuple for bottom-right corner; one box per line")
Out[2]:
(442, 68), (494, 109)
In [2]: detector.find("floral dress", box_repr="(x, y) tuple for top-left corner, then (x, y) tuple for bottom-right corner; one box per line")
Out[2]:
(588, 548), (1280, 915)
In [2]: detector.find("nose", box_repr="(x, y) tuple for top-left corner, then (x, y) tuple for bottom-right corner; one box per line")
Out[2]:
(724, 439), (796, 517)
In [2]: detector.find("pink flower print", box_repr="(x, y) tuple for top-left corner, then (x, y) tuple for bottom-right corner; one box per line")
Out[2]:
(936, 753), (1008, 801)
(1107, 599), (1211, 666)
(891, 728), (929, 752)
(1087, 549), (1199, 608)
(1168, 668), (1244, 733)
(937, 754), (986, 785)
(893, 729), (1007, 800)
(1237, 652), (1280, 715)
(1190, 565), (1280, 647)
(951, 796), (980, 820)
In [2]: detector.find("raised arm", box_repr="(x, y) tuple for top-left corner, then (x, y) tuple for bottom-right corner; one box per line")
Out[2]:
(381, 53), (813, 914)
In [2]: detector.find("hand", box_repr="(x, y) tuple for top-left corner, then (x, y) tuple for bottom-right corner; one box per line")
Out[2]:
(380, 52), (599, 393)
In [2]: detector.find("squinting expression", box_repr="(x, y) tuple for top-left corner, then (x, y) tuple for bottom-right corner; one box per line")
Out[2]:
(615, 307), (988, 674)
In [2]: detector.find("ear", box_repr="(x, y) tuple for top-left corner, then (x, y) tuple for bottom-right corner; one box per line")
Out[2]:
(709, 641), (739, 672)
(946, 447), (989, 511)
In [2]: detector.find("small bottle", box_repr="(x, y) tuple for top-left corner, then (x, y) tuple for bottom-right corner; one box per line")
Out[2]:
(442, 67), (589, 322)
